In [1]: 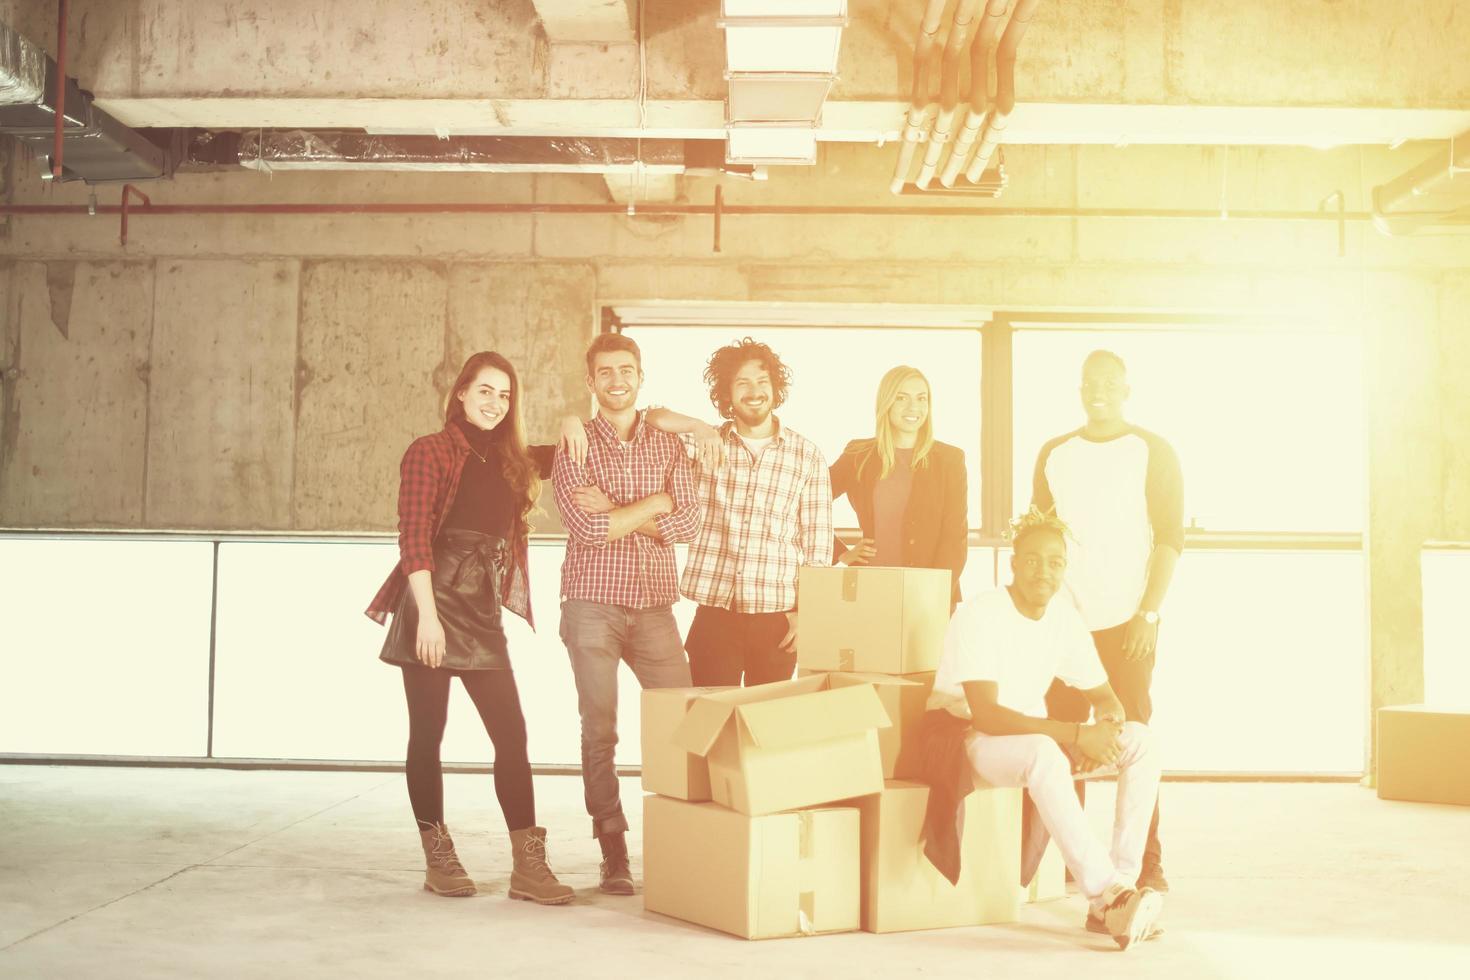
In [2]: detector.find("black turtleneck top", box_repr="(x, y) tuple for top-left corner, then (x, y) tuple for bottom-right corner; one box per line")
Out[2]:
(442, 418), (519, 538)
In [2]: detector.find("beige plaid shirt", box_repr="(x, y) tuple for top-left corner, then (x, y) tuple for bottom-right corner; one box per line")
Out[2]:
(679, 419), (834, 614)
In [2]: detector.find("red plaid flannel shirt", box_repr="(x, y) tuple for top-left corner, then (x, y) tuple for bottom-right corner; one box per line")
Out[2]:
(365, 424), (549, 629)
(680, 418), (834, 614)
(552, 411), (701, 608)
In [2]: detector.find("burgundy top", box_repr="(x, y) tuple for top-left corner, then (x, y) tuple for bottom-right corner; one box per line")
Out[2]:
(871, 448), (914, 566)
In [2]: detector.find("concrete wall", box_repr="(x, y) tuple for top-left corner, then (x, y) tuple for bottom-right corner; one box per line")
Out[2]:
(3, 141), (1470, 775)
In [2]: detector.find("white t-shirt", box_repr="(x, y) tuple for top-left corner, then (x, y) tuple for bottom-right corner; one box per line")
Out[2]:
(927, 587), (1109, 720)
(737, 433), (774, 457)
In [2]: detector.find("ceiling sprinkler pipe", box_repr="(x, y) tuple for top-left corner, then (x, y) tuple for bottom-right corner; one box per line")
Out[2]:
(944, 0), (1013, 186)
(51, 0), (67, 180)
(918, 0), (981, 189)
(888, 104), (932, 195)
(890, 0), (950, 194)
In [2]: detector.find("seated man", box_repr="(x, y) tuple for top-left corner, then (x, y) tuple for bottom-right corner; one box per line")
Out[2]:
(927, 507), (1165, 950)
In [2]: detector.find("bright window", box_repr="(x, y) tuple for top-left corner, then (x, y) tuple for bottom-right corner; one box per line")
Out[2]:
(624, 325), (982, 531)
(1011, 327), (1365, 533)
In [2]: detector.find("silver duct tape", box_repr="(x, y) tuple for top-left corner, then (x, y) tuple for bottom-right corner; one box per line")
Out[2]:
(0, 22), (47, 106)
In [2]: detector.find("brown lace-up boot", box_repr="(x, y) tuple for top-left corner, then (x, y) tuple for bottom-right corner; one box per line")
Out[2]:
(598, 831), (634, 895)
(507, 826), (575, 905)
(417, 822), (476, 897)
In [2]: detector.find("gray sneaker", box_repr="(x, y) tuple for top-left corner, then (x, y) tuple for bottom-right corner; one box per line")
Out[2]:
(1087, 909), (1164, 941)
(1102, 887), (1165, 950)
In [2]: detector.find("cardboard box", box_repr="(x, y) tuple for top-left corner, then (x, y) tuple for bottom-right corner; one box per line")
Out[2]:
(851, 780), (1021, 933)
(797, 566), (951, 674)
(1378, 705), (1470, 806)
(643, 795), (861, 940)
(672, 674), (890, 816)
(640, 687), (736, 801)
(821, 671), (936, 780)
(1022, 840), (1066, 904)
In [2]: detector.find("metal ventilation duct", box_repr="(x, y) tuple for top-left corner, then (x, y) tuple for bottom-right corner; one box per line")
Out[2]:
(0, 20), (172, 184)
(179, 130), (739, 178)
(1372, 133), (1470, 235)
(719, 0), (848, 166)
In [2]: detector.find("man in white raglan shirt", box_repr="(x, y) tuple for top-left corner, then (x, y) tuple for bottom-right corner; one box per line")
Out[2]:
(1031, 349), (1184, 896)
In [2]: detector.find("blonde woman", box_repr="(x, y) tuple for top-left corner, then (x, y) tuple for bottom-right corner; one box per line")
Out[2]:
(829, 365), (969, 608)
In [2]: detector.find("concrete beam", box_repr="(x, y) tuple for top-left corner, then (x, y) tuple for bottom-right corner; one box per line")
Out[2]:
(91, 97), (1470, 150)
(531, 0), (635, 44)
(5, 0), (1468, 145)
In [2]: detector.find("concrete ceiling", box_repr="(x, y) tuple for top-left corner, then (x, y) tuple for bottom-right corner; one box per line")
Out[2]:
(5, 0), (1470, 148)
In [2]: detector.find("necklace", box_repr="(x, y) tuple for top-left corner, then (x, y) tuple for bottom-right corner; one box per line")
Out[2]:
(467, 445), (490, 464)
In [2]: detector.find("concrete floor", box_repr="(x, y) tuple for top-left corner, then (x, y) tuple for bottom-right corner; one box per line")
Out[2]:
(1, 766), (1468, 978)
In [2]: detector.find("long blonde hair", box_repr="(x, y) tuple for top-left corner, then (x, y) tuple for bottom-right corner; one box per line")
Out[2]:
(858, 365), (935, 480)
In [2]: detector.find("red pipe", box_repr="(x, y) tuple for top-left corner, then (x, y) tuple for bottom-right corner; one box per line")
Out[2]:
(119, 184), (151, 245)
(52, 0), (68, 180)
(713, 185), (723, 253)
(0, 201), (1373, 221)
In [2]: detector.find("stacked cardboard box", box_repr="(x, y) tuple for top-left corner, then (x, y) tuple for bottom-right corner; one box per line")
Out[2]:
(639, 676), (891, 939)
(797, 565), (1023, 932)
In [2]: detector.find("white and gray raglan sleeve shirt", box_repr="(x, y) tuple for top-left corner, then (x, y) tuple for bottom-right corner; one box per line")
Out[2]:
(1031, 426), (1184, 632)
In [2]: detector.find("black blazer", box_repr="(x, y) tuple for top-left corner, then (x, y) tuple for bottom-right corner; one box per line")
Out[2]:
(829, 439), (969, 605)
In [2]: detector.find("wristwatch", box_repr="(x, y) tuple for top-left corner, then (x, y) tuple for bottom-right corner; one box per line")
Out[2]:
(1137, 610), (1160, 625)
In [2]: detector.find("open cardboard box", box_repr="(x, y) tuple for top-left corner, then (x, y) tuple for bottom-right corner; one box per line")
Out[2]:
(672, 674), (890, 816)
(801, 670), (937, 780)
(640, 686), (736, 801)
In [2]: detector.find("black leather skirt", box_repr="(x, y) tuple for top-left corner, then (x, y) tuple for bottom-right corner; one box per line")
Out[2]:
(379, 528), (512, 671)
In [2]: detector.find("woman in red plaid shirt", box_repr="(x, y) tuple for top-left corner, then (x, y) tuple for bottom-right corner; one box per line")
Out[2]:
(365, 351), (573, 907)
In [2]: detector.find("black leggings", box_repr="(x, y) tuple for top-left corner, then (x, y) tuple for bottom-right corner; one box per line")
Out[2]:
(401, 663), (535, 832)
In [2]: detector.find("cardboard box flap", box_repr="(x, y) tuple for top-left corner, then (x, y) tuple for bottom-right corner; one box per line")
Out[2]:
(736, 684), (891, 750)
(699, 674), (829, 705)
(823, 672), (924, 690)
(673, 698), (739, 757)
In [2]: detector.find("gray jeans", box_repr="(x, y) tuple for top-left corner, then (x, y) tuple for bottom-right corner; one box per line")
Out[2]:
(559, 600), (692, 837)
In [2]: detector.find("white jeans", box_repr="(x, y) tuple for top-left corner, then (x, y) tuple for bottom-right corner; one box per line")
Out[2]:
(966, 721), (1161, 912)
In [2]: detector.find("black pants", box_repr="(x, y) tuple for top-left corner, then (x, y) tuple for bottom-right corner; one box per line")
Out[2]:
(401, 663), (534, 832)
(1044, 620), (1164, 871)
(684, 605), (795, 687)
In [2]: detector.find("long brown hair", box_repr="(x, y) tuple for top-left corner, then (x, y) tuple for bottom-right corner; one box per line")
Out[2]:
(445, 351), (541, 526)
